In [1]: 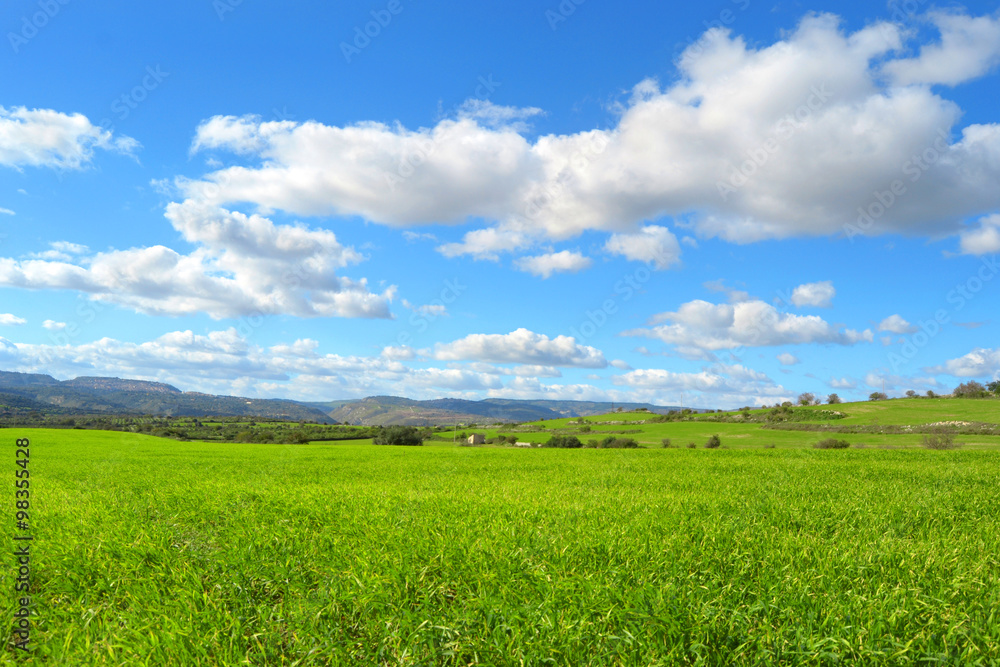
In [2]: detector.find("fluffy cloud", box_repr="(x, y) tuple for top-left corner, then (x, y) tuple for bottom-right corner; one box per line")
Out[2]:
(829, 377), (857, 389)
(0, 314), (26, 326)
(790, 281), (834, 308)
(604, 225), (681, 269)
(777, 352), (800, 365)
(625, 298), (873, 351)
(928, 347), (1000, 377)
(513, 250), (592, 278)
(959, 214), (1000, 255)
(612, 365), (791, 405)
(878, 314), (918, 334)
(883, 12), (1000, 86)
(0, 201), (394, 319)
(0, 106), (137, 169)
(177, 12), (1000, 251)
(430, 328), (608, 368)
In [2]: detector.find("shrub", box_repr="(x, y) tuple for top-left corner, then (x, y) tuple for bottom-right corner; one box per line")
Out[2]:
(579, 425), (591, 432)
(545, 435), (583, 448)
(764, 443), (776, 449)
(954, 381), (988, 398)
(905, 390), (917, 398)
(869, 392), (888, 401)
(798, 392), (815, 406)
(827, 393), (842, 404)
(661, 438), (672, 448)
(585, 439), (599, 448)
(926, 390), (936, 398)
(687, 442), (697, 448)
(705, 434), (721, 449)
(599, 436), (640, 449)
(922, 431), (962, 450)
(814, 438), (850, 449)
(373, 425), (424, 446)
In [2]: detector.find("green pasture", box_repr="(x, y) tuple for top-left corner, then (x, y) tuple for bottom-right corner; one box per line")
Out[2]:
(3, 424), (1000, 664)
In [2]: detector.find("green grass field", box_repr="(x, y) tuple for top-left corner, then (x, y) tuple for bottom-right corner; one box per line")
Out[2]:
(3, 398), (1000, 664)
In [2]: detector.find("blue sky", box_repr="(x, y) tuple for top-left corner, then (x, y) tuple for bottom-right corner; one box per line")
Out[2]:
(1, 0), (999, 408)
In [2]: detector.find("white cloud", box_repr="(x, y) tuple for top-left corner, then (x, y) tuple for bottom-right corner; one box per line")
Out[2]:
(604, 225), (681, 269)
(878, 314), (918, 334)
(829, 377), (857, 389)
(175, 12), (1000, 251)
(0, 208), (14, 216)
(0, 201), (394, 319)
(777, 352), (800, 365)
(42, 320), (66, 331)
(431, 328), (608, 368)
(928, 347), (1000, 377)
(959, 214), (1000, 255)
(0, 314), (26, 326)
(612, 365), (791, 406)
(456, 99), (544, 133)
(790, 281), (835, 307)
(513, 250), (592, 278)
(626, 298), (872, 351)
(0, 106), (137, 169)
(883, 12), (1000, 86)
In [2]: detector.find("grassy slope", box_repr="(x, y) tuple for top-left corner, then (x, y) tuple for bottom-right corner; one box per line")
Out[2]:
(4, 427), (1000, 664)
(440, 398), (1000, 449)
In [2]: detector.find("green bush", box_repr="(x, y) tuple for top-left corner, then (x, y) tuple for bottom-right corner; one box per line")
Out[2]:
(705, 434), (721, 449)
(599, 436), (640, 449)
(545, 435), (583, 448)
(922, 431), (962, 450)
(814, 438), (850, 449)
(661, 438), (672, 448)
(373, 425), (424, 446)
(686, 442), (697, 448)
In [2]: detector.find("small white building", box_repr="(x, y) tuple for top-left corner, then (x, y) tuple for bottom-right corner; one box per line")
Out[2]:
(467, 433), (486, 445)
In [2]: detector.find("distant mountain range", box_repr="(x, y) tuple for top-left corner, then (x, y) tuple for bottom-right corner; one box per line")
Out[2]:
(0, 371), (687, 425)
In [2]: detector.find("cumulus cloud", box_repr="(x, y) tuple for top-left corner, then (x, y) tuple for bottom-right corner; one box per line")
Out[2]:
(604, 225), (681, 269)
(42, 320), (66, 331)
(878, 314), (918, 334)
(625, 298), (873, 351)
(928, 347), (1000, 377)
(612, 365), (791, 406)
(430, 328), (608, 368)
(513, 250), (592, 278)
(959, 215), (1000, 255)
(777, 352), (800, 365)
(0, 106), (137, 169)
(0, 314), (26, 326)
(0, 201), (394, 319)
(883, 12), (1000, 86)
(791, 281), (835, 307)
(176, 12), (1000, 251)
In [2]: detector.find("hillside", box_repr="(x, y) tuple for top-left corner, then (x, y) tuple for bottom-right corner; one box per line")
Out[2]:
(306, 396), (686, 426)
(0, 372), (333, 422)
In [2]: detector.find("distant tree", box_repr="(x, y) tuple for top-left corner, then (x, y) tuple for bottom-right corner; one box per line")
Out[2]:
(905, 390), (917, 398)
(954, 381), (987, 398)
(988, 381), (1000, 396)
(797, 392), (815, 406)
(544, 435), (583, 448)
(373, 425), (423, 446)
(827, 393), (842, 404)
(869, 392), (888, 401)
(926, 390), (936, 398)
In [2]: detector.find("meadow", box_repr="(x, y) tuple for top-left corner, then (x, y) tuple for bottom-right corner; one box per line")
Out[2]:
(2, 399), (1000, 664)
